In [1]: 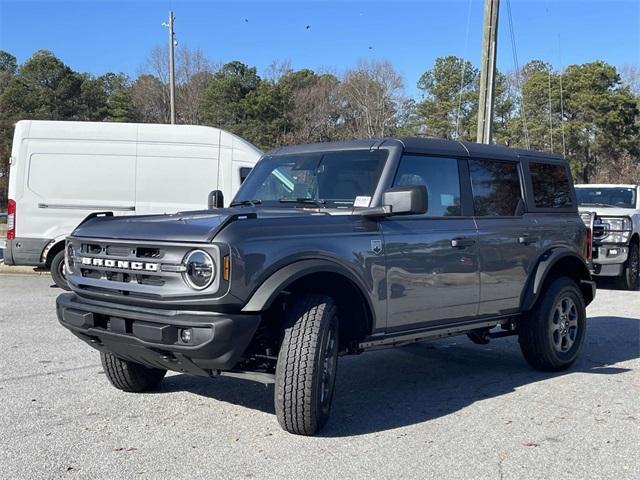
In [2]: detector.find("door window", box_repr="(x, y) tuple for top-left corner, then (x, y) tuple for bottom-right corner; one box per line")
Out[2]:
(469, 159), (523, 216)
(529, 162), (573, 208)
(240, 167), (252, 184)
(393, 155), (461, 216)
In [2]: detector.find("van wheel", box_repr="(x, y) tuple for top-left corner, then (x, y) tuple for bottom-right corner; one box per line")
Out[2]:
(50, 250), (70, 291)
(616, 242), (639, 291)
(275, 294), (339, 435)
(101, 352), (166, 392)
(519, 277), (586, 372)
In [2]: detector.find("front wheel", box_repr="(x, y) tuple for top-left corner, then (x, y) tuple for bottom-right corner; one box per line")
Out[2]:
(274, 294), (339, 435)
(616, 242), (639, 291)
(50, 250), (70, 291)
(519, 277), (586, 372)
(101, 352), (166, 392)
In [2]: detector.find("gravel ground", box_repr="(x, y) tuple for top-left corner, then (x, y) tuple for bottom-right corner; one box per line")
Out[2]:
(0, 274), (638, 480)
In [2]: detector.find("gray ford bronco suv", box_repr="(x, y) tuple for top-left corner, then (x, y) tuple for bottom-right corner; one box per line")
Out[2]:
(57, 138), (595, 435)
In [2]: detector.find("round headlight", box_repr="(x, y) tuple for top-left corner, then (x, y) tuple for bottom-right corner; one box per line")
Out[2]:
(183, 250), (215, 290)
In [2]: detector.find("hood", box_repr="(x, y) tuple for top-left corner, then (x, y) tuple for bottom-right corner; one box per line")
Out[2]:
(578, 206), (636, 218)
(71, 207), (334, 243)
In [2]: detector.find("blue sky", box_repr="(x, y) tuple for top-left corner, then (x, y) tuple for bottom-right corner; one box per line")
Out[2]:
(1, 0), (638, 97)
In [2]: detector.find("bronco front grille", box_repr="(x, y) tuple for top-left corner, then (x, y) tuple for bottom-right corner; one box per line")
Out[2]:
(66, 238), (221, 298)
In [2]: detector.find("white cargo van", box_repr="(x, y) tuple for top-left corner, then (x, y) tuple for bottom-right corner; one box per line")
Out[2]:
(3, 120), (262, 288)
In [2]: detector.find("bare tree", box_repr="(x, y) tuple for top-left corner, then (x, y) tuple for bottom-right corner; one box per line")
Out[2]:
(139, 45), (215, 124)
(265, 60), (293, 83)
(620, 64), (640, 96)
(285, 73), (342, 144)
(592, 151), (640, 184)
(130, 74), (168, 123)
(176, 47), (215, 124)
(340, 60), (406, 139)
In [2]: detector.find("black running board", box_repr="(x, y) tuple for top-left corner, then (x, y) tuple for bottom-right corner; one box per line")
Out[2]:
(358, 317), (516, 350)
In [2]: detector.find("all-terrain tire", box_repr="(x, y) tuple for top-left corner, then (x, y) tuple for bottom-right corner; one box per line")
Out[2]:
(274, 294), (339, 435)
(519, 277), (586, 372)
(50, 250), (70, 291)
(101, 352), (166, 392)
(616, 241), (640, 291)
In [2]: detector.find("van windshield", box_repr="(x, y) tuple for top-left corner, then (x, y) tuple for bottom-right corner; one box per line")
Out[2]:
(232, 150), (388, 208)
(576, 187), (636, 209)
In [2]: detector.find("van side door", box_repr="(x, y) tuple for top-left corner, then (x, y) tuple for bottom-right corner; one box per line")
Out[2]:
(469, 158), (539, 316)
(381, 155), (480, 331)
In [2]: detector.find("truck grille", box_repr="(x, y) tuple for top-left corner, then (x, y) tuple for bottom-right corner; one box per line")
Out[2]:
(66, 238), (220, 299)
(580, 211), (606, 241)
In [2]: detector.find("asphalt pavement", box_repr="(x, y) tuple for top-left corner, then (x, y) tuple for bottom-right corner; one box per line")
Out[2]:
(0, 274), (638, 479)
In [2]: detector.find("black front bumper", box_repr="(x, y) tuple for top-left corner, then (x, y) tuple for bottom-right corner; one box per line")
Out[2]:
(57, 293), (261, 376)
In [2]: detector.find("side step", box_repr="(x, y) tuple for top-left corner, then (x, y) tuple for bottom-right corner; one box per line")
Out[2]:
(358, 317), (517, 350)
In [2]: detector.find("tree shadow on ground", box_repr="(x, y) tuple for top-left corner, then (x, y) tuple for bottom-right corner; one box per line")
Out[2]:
(156, 315), (639, 437)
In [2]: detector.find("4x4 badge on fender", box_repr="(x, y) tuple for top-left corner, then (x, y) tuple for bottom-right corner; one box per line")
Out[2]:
(371, 240), (383, 255)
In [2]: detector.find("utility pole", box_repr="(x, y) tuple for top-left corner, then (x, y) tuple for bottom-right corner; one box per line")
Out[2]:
(477, 0), (500, 144)
(163, 11), (176, 124)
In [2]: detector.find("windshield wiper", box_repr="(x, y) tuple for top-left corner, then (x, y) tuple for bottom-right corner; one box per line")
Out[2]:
(229, 199), (262, 207)
(279, 198), (326, 208)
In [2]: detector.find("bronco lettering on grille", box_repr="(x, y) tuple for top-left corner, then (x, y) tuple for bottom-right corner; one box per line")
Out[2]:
(80, 257), (159, 272)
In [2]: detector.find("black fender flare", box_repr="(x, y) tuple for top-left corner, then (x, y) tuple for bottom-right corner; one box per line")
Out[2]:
(521, 248), (594, 311)
(241, 259), (374, 315)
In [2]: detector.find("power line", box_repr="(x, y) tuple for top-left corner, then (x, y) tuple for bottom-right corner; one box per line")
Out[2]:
(545, 4), (554, 152)
(548, 66), (554, 152)
(454, 0), (474, 140)
(505, 0), (530, 149)
(557, 34), (567, 157)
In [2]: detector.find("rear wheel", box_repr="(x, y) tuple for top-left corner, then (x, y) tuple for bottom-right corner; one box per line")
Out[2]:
(50, 250), (70, 291)
(274, 294), (339, 435)
(616, 242), (639, 291)
(519, 277), (586, 372)
(101, 352), (166, 392)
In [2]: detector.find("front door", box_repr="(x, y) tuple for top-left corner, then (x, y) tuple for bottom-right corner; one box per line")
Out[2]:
(381, 155), (480, 331)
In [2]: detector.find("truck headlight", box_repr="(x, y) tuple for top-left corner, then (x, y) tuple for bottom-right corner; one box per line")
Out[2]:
(183, 249), (216, 290)
(599, 216), (632, 243)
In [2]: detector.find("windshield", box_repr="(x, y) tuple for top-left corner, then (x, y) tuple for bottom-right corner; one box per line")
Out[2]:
(576, 187), (637, 209)
(232, 150), (388, 207)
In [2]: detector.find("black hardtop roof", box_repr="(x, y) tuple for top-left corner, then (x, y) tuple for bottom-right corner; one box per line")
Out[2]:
(267, 137), (565, 163)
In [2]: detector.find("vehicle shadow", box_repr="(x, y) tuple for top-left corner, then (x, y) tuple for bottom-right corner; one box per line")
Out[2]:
(157, 315), (639, 437)
(593, 277), (638, 291)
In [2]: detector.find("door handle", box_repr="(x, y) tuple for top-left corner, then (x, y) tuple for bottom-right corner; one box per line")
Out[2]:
(451, 238), (476, 248)
(518, 235), (539, 245)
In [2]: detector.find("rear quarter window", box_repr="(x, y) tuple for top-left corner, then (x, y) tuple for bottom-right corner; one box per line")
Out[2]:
(529, 162), (573, 209)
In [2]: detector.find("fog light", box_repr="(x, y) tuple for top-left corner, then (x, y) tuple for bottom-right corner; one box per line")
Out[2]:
(180, 328), (192, 343)
(608, 248), (619, 256)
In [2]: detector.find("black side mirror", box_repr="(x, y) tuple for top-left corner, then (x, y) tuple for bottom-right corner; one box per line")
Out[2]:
(208, 190), (224, 209)
(383, 185), (428, 215)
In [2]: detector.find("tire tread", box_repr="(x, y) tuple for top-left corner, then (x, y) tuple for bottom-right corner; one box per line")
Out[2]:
(275, 294), (337, 435)
(101, 352), (166, 392)
(519, 277), (586, 372)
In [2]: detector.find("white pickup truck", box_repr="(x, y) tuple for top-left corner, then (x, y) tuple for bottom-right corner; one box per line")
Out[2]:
(576, 184), (640, 290)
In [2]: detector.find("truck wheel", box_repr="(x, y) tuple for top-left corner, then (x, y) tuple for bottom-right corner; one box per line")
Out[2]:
(275, 294), (339, 435)
(519, 277), (586, 372)
(50, 250), (70, 291)
(616, 242), (639, 291)
(100, 352), (166, 392)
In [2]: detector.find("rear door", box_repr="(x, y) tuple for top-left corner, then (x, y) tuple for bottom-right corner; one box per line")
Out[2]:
(469, 158), (540, 316)
(381, 155), (480, 331)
